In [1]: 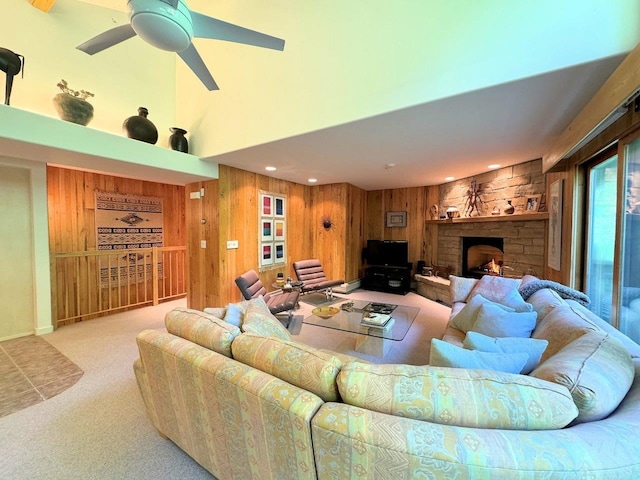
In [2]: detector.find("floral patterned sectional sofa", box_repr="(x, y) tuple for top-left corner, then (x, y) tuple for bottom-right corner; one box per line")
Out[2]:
(133, 275), (640, 479)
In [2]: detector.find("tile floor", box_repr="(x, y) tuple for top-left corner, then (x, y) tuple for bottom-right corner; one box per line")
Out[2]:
(0, 335), (83, 418)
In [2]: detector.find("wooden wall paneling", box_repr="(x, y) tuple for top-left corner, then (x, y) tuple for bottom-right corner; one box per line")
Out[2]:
(345, 184), (367, 280)
(365, 186), (428, 272)
(365, 190), (385, 240)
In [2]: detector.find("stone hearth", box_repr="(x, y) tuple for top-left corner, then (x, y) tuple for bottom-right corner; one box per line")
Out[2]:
(436, 219), (545, 278)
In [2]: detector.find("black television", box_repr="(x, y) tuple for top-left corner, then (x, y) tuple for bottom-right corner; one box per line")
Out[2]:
(366, 240), (409, 267)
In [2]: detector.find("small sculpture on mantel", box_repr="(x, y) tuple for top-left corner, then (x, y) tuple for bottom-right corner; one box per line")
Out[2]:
(464, 180), (485, 217)
(429, 204), (439, 220)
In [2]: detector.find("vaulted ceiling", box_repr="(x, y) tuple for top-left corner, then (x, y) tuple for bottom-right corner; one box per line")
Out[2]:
(30, 1), (640, 189)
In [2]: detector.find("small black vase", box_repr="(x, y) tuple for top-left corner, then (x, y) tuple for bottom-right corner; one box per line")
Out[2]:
(169, 127), (189, 153)
(123, 107), (158, 144)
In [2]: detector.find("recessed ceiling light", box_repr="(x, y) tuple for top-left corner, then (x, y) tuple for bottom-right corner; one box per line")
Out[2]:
(308, 178), (317, 183)
(384, 163), (396, 169)
(488, 164), (501, 169)
(265, 166), (277, 171)
(444, 176), (455, 181)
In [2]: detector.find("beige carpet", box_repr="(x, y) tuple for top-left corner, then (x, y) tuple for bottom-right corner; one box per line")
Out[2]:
(0, 290), (450, 479)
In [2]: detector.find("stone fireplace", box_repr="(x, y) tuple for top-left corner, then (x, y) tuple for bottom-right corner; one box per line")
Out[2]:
(435, 218), (546, 279)
(462, 237), (504, 278)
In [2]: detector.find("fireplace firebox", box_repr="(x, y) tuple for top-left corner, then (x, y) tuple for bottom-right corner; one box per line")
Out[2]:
(462, 237), (504, 278)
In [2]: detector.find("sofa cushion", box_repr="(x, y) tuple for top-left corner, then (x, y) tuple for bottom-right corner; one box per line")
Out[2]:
(449, 294), (514, 334)
(337, 362), (578, 430)
(471, 303), (537, 338)
(164, 307), (241, 357)
(531, 305), (598, 363)
(449, 275), (478, 303)
(466, 275), (524, 305)
(240, 296), (291, 341)
(203, 306), (227, 319)
(231, 333), (342, 402)
(525, 288), (568, 321)
(463, 332), (548, 374)
(430, 338), (528, 374)
(531, 331), (635, 424)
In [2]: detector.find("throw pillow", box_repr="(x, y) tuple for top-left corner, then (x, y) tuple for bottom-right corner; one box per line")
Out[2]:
(430, 339), (528, 374)
(498, 288), (534, 312)
(531, 331), (634, 424)
(449, 275), (478, 303)
(223, 303), (244, 328)
(232, 333), (342, 402)
(164, 307), (241, 357)
(471, 303), (537, 338)
(448, 294), (514, 334)
(463, 331), (548, 374)
(241, 296), (291, 341)
(337, 362), (577, 430)
(466, 275), (524, 306)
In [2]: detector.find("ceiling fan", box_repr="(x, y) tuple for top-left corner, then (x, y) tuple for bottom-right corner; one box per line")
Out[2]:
(76, 0), (285, 90)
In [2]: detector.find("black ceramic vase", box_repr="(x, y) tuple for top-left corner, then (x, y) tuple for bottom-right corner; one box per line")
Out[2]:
(169, 127), (189, 153)
(123, 107), (158, 144)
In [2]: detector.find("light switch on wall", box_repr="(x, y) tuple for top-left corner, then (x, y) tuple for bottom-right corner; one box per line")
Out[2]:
(227, 240), (239, 249)
(200, 240), (206, 248)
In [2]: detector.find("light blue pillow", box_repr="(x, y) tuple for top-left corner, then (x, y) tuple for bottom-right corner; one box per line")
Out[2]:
(430, 339), (528, 374)
(471, 303), (537, 338)
(223, 303), (243, 327)
(499, 288), (534, 312)
(463, 332), (548, 374)
(449, 294), (514, 333)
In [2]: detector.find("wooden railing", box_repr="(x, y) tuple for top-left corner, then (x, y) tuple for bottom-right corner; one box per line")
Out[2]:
(50, 246), (186, 327)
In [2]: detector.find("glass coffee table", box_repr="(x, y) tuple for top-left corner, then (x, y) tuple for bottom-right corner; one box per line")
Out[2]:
(302, 299), (419, 356)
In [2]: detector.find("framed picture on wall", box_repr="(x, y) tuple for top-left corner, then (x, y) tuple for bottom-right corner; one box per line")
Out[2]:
(274, 242), (285, 264)
(274, 220), (285, 240)
(274, 196), (285, 217)
(261, 219), (274, 241)
(260, 194), (273, 216)
(260, 243), (274, 266)
(259, 190), (287, 271)
(386, 211), (407, 227)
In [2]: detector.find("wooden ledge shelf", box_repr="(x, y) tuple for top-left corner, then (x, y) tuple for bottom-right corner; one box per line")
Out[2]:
(426, 212), (549, 224)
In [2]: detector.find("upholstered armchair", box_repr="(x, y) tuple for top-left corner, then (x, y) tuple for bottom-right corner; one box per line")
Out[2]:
(292, 259), (344, 295)
(234, 270), (299, 322)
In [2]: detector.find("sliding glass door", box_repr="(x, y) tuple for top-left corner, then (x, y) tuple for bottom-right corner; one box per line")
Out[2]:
(619, 135), (640, 343)
(585, 156), (618, 322)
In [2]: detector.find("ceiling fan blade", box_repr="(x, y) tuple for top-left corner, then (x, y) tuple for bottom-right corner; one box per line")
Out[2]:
(191, 12), (285, 51)
(157, 0), (179, 7)
(177, 43), (219, 91)
(77, 24), (137, 55)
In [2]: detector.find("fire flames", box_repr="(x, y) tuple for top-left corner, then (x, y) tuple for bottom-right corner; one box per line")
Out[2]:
(485, 258), (502, 276)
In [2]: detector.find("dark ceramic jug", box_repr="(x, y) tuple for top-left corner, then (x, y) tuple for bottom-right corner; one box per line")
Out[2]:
(123, 107), (158, 144)
(169, 127), (189, 153)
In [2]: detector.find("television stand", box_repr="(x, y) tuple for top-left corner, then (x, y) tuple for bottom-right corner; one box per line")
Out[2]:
(362, 265), (411, 295)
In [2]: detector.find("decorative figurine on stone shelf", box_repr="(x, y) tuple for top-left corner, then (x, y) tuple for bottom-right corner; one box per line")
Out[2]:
(430, 204), (439, 220)
(464, 180), (485, 217)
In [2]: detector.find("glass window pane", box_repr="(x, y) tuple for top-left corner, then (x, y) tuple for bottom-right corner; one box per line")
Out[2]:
(620, 139), (640, 343)
(585, 156), (617, 322)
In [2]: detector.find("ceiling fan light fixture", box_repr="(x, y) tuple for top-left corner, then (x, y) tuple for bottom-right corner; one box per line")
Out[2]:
(129, 0), (193, 52)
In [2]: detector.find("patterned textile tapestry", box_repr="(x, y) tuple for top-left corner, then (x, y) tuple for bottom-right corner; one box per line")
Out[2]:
(95, 191), (163, 287)
(95, 191), (163, 250)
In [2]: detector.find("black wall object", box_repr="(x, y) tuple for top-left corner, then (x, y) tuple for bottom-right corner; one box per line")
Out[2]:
(0, 47), (24, 106)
